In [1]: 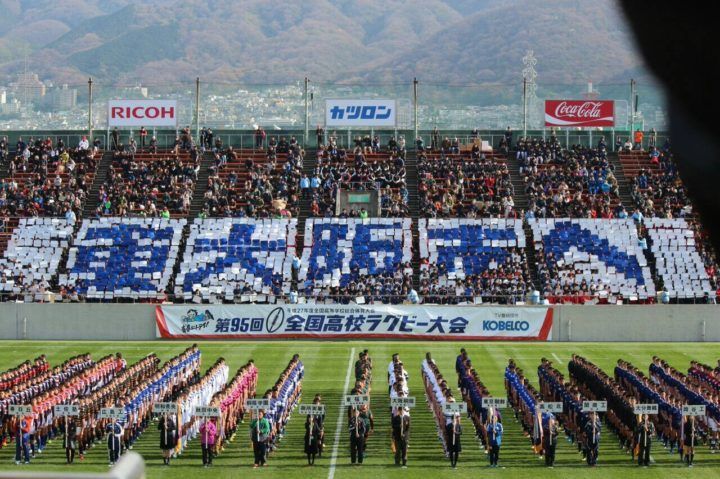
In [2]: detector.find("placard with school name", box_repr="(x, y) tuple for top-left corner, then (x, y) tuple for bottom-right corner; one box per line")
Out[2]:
(299, 404), (326, 416)
(195, 406), (221, 417)
(54, 404), (80, 416)
(8, 405), (32, 416)
(100, 408), (126, 420)
(245, 398), (271, 410)
(582, 401), (607, 412)
(443, 402), (467, 414)
(153, 402), (177, 414)
(482, 397), (507, 408)
(538, 402), (563, 413)
(390, 397), (416, 408)
(633, 403), (659, 415)
(682, 405), (706, 416)
(344, 395), (370, 407)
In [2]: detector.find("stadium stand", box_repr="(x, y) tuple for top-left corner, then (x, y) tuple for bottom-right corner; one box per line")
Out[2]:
(418, 151), (513, 218)
(0, 217), (73, 301)
(96, 149), (198, 217)
(2, 141), (97, 217)
(174, 218), (297, 303)
(519, 139), (621, 219)
(205, 145), (302, 218)
(645, 218), (715, 301)
(312, 146), (408, 217)
(418, 218), (529, 304)
(59, 217), (185, 301)
(299, 218), (412, 304)
(529, 218), (655, 303)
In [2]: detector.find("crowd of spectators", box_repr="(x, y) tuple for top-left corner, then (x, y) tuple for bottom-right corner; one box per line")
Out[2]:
(204, 144), (303, 218)
(630, 145), (692, 219)
(96, 150), (199, 217)
(308, 140), (408, 218)
(0, 136), (97, 218)
(518, 136), (621, 219)
(419, 148), (514, 218)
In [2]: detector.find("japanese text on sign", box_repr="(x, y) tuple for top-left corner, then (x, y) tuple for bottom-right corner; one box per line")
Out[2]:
(245, 399), (271, 410)
(482, 397), (507, 408)
(390, 397), (416, 408)
(582, 401), (607, 412)
(54, 405), (80, 416)
(443, 402), (467, 414)
(538, 402), (563, 413)
(153, 403), (177, 414)
(343, 395), (370, 407)
(299, 404), (326, 416)
(195, 406), (221, 417)
(682, 405), (706, 416)
(9, 405), (32, 416)
(633, 404), (659, 415)
(100, 408), (126, 420)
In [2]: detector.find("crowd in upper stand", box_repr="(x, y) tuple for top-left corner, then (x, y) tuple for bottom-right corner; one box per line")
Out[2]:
(307, 133), (409, 218)
(0, 136), (97, 220)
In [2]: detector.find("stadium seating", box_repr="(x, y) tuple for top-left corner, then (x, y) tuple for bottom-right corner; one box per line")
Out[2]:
(96, 150), (198, 217)
(205, 147), (301, 218)
(645, 218), (715, 300)
(529, 218), (655, 303)
(0, 218), (73, 301)
(60, 217), (185, 300)
(174, 218), (297, 303)
(418, 218), (529, 304)
(299, 218), (412, 303)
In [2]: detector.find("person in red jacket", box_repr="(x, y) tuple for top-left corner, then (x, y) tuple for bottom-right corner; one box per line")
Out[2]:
(199, 418), (217, 468)
(15, 415), (32, 464)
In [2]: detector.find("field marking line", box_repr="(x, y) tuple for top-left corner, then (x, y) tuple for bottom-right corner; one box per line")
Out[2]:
(328, 347), (355, 479)
(552, 353), (563, 364)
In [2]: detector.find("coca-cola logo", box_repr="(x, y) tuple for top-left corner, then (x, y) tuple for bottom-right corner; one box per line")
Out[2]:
(554, 101), (602, 119)
(545, 100), (614, 127)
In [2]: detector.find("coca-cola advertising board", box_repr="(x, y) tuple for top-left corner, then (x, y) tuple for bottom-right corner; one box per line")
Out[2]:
(544, 100), (615, 127)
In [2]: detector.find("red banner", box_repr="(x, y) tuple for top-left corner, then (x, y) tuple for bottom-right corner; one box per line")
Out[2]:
(544, 100), (615, 127)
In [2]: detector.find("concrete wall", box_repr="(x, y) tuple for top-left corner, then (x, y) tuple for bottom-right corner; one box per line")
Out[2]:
(1, 304), (719, 341)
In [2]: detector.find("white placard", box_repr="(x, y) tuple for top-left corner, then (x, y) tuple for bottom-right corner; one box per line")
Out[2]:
(108, 100), (178, 127)
(194, 406), (221, 417)
(538, 402), (563, 413)
(245, 398), (271, 410)
(390, 397), (416, 408)
(682, 405), (706, 416)
(325, 99), (397, 127)
(299, 404), (326, 416)
(443, 402), (467, 414)
(153, 402), (177, 414)
(9, 405), (32, 416)
(343, 395), (370, 407)
(633, 403), (659, 415)
(582, 401), (607, 412)
(99, 408), (126, 420)
(482, 397), (507, 408)
(54, 405), (80, 416)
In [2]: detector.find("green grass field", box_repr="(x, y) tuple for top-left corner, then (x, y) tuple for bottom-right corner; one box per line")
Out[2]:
(0, 341), (718, 479)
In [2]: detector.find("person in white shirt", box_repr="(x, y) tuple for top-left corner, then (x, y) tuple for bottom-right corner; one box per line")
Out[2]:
(78, 136), (89, 150)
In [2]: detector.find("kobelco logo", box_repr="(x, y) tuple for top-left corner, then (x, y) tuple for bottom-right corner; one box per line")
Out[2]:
(265, 308), (285, 333)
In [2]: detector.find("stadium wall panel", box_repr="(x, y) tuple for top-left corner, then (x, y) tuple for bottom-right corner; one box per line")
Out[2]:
(0, 304), (719, 341)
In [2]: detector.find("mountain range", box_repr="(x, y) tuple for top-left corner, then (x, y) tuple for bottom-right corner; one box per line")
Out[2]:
(0, 0), (650, 87)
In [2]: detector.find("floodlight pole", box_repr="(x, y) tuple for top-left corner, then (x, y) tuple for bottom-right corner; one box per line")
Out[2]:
(195, 77), (201, 146)
(88, 77), (93, 143)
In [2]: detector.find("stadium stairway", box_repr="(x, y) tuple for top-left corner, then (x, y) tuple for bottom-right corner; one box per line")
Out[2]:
(188, 150), (215, 218)
(407, 150), (421, 291)
(82, 150), (114, 218)
(608, 152), (634, 209)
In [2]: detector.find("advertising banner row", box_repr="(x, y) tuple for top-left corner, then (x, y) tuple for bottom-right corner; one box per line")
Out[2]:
(156, 304), (553, 340)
